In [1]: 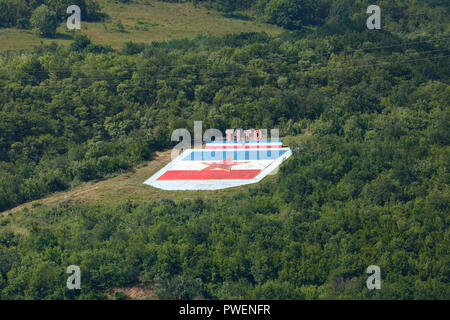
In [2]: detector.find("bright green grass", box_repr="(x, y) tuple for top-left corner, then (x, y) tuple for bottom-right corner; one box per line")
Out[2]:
(0, 0), (283, 51)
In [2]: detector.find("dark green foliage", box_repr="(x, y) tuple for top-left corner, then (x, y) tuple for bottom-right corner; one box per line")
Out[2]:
(30, 4), (58, 37)
(70, 34), (92, 51)
(17, 17), (30, 29)
(0, 1), (449, 300)
(122, 41), (146, 55)
(0, 164), (448, 299)
(264, 0), (330, 30)
(155, 275), (205, 299)
(0, 19), (447, 211)
(114, 291), (129, 300)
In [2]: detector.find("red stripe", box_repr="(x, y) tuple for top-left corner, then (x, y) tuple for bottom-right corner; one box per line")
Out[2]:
(205, 145), (282, 149)
(157, 170), (261, 180)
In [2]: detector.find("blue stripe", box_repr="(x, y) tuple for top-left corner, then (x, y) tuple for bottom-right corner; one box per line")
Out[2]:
(183, 149), (287, 161)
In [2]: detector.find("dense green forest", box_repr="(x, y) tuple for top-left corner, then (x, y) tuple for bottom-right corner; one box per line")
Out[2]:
(0, 0), (449, 299)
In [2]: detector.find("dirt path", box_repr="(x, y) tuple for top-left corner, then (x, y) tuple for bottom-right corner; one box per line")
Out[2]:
(2, 150), (235, 216)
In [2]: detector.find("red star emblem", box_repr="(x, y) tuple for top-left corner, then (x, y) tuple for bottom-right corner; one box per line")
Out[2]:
(200, 157), (248, 172)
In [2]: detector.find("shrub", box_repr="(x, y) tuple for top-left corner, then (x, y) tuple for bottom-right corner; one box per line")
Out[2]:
(17, 18), (30, 29)
(30, 5), (58, 37)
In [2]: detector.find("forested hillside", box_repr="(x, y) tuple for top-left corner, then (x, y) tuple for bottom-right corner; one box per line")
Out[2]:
(0, 0), (449, 299)
(2, 1), (449, 33)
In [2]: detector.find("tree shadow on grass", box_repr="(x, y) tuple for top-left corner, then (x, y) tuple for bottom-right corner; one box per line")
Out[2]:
(38, 32), (74, 40)
(94, 12), (109, 22)
(52, 33), (74, 40)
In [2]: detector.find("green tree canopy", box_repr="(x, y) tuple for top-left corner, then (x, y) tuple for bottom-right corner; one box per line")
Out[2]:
(30, 4), (58, 37)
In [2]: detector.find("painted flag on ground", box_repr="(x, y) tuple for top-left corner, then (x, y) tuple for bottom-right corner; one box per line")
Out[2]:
(144, 144), (292, 190)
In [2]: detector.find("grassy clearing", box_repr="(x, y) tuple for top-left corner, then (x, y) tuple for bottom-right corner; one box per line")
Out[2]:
(0, 150), (260, 215)
(0, 0), (283, 51)
(1, 134), (304, 216)
(0, 135), (300, 238)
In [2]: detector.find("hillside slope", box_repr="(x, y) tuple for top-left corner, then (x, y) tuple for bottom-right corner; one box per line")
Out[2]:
(0, 0), (448, 300)
(0, 0), (283, 50)
(2, 143), (289, 216)
(1, 150), (240, 215)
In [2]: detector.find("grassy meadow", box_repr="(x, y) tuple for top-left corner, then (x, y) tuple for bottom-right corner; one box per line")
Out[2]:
(0, 0), (283, 51)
